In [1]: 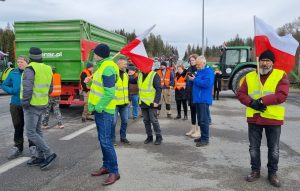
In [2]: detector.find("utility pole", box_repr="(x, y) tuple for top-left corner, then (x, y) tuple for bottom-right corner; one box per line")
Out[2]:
(201, 0), (205, 56)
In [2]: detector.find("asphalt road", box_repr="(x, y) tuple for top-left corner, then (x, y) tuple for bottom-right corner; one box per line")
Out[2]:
(0, 91), (299, 191)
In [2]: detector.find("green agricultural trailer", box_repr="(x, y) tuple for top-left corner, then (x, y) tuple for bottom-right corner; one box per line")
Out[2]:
(14, 20), (127, 106)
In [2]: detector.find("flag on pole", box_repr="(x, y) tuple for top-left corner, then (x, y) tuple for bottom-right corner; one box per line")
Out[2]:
(120, 25), (156, 73)
(254, 16), (299, 73)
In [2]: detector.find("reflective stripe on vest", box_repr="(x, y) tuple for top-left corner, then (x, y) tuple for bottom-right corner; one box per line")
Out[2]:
(157, 69), (171, 87)
(20, 62), (52, 106)
(88, 59), (119, 110)
(138, 71), (156, 106)
(50, 73), (61, 97)
(174, 75), (186, 90)
(115, 72), (129, 105)
(245, 69), (285, 120)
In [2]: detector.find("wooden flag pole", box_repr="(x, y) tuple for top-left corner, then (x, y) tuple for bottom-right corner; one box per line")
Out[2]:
(256, 57), (262, 96)
(112, 52), (121, 59)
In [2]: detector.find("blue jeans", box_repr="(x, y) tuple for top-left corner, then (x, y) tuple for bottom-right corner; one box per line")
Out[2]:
(128, 94), (139, 119)
(95, 112), (118, 174)
(196, 103), (210, 143)
(24, 107), (53, 158)
(112, 105), (129, 142)
(248, 124), (281, 175)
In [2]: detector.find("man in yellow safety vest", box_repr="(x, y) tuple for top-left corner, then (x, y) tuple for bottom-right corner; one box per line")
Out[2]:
(21, 47), (57, 170)
(237, 50), (289, 187)
(88, 44), (120, 186)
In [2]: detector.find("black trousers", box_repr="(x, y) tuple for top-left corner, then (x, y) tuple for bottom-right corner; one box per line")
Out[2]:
(176, 99), (187, 116)
(248, 123), (281, 175)
(10, 104), (35, 151)
(190, 103), (197, 125)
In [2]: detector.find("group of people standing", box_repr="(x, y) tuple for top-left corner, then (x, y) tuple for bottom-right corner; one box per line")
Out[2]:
(2, 43), (287, 188)
(3, 47), (58, 169)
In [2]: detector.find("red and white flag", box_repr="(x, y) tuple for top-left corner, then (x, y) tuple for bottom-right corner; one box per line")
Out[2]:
(254, 16), (299, 73)
(120, 25), (156, 73)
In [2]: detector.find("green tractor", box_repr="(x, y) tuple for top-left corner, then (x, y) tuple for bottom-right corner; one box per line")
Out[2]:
(211, 46), (257, 93)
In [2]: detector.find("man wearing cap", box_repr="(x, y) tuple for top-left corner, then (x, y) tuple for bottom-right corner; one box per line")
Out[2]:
(127, 63), (139, 119)
(88, 44), (120, 186)
(80, 62), (94, 122)
(237, 50), (289, 187)
(21, 47), (57, 170)
(157, 61), (174, 118)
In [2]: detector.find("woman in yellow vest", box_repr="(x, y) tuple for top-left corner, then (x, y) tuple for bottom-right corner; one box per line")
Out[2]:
(237, 50), (289, 187)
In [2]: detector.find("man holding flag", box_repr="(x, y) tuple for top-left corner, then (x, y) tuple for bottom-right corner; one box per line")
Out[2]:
(237, 17), (299, 187)
(120, 25), (163, 145)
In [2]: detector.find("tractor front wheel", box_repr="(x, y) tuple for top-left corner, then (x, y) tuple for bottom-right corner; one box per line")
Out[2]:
(231, 67), (255, 94)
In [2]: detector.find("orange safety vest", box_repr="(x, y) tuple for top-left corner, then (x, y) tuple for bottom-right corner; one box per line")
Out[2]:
(174, 75), (186, 90)
(50, 73), (61, 97)
(80, 69), (92, 90)
(157, 69), (171, 87)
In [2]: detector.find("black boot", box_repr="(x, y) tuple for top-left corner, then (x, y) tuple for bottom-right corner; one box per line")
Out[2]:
(182, 115), (188, 120)
(174, 114), (181, 119)
(154, 135), (163, 145)
(144, 136), (153, 144)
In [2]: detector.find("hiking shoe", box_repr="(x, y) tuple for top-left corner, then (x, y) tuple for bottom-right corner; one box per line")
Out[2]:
(57, 124), (64, 129)
(245, 171), (260, 182)
(7, 147), (22, 160)
(154, 135), (163, 145)
(144, 136), (153, 144)
(120, 138), (131, 145)
(268, 174), (281, 187)
(27, 157), (45, 167)
(196, 142), (209, 147)
(40, 153), (57, 170)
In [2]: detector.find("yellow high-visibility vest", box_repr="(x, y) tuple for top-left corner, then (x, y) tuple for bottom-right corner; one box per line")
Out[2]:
(20, 62), (52, 106)
(246, 69), (285, 120)
(88, 59), (119, 111)
(138, 71), (156, 106)
(115, 71), (129, 105)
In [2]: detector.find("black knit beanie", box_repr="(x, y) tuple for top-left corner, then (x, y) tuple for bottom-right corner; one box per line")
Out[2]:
(161, 61), (167, 67)
(94, 44), (110, 59)
(259, 50), (275, 63)
(29, 47), (43, 62)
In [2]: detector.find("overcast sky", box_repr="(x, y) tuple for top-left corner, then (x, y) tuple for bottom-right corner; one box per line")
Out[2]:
(0, 0), (299, 58)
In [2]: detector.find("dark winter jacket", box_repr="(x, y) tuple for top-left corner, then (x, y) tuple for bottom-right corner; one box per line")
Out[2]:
(186, 65), (197, 104)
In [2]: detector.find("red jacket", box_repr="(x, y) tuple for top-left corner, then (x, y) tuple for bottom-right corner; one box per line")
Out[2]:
(237, 69), (289, 125)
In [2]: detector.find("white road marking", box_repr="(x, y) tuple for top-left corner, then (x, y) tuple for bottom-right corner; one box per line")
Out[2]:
(59, 124), (96, 140)
(0, 157), (31, 174)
